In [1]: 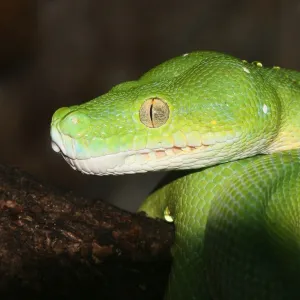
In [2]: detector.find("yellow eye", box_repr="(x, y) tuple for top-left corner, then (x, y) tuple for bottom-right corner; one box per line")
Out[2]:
(139, 98), (169, 128)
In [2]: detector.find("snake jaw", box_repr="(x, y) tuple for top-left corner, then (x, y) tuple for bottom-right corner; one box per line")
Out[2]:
(51, 117), (251, 175)
(53, 141), (215, 176)
(51, 123), (237, 175)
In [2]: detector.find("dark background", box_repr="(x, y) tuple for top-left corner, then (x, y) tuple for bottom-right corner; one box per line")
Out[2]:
(0, 0), (299, 211)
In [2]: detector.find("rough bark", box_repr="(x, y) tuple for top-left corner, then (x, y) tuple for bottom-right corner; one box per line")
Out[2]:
(0, 163), (173, 299)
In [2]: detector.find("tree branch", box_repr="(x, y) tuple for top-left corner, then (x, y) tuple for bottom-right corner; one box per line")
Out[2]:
(0, 163), (174, 299)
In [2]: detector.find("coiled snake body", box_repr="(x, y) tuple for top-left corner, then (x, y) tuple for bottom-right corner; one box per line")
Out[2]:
(51, 52), (300, 299)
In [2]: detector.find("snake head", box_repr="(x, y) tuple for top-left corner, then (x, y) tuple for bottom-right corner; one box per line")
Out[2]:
(51, 51), (281, 175)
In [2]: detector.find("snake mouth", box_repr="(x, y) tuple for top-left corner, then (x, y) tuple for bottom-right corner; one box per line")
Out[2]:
(51, 123), (219, 175)
(50, 125), (235, 175)
(51, 137), (214, 175)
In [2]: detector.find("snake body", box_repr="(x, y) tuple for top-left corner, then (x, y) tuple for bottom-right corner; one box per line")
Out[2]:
(50, 51), (300, 299)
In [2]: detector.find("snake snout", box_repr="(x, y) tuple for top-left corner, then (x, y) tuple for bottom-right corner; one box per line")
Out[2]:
(50, 125), (68, 157)
(51, 106), (94, 159)
(51, 140), (61, 153)
(55, 109), (91, 139)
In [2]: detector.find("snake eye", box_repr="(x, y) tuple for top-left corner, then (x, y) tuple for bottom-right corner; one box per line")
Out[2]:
(139, 98), (169, 128)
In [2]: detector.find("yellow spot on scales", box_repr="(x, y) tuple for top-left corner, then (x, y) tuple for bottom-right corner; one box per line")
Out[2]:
(164, 206), (174, 223)
(267, 129), (300, 153)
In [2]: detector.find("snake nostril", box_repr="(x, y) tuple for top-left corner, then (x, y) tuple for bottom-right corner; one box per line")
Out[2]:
(59, 110), (91, 139)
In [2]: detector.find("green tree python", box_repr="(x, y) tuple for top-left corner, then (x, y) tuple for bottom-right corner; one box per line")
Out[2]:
(50, 51), (300, 299)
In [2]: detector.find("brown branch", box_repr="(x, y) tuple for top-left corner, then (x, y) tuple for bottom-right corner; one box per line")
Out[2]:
(0, 163), (174, 299)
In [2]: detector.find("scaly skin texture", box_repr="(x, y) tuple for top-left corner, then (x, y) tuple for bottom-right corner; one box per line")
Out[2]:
(50, 51), (300, 299)
(140, 151), (300, 299)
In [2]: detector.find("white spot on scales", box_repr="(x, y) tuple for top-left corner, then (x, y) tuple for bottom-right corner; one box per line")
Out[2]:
(262, 104), (268, 114)
(242, 67), (250, 74)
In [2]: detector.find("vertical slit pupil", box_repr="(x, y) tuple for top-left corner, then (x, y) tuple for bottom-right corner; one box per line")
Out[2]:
(150, 99), (154, 127)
